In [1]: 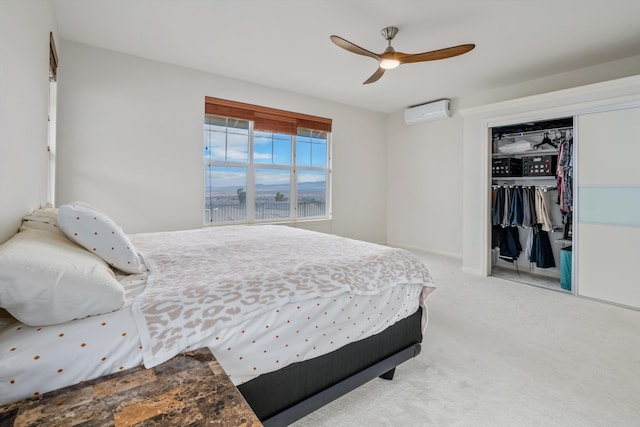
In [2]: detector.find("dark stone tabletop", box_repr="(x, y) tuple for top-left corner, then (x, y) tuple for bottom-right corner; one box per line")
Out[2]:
(0, 348), (262, 426)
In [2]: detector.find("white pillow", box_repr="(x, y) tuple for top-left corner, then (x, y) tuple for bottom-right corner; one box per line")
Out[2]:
(0, 229), (125, 326)
(19, 204), (66, 236)
(57, 202), (143, 274)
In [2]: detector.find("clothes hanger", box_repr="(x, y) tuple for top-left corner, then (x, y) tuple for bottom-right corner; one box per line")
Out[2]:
(533, 132), (557, 149)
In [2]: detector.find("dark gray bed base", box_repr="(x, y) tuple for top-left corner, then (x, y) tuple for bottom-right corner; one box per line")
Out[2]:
(238, 307), (423, 426)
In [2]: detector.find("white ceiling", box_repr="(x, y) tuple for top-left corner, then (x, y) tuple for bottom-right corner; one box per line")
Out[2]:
(51, 0), (640, 113)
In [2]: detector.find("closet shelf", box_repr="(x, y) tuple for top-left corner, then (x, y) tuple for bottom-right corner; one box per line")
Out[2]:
(492, 176), (556, 182)
(492, 148), (558, 158)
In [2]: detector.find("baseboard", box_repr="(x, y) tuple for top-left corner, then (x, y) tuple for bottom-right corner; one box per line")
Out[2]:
(385, 241), (462, 259)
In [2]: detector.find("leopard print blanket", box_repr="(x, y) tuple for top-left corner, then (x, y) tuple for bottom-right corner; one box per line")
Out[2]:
(130, 225), (434, 368)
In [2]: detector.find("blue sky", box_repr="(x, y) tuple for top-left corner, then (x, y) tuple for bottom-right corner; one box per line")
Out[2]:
(204, 123), (328, 189)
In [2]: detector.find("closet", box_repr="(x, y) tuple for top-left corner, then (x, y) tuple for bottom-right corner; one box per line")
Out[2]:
(489, 117), (574, 292)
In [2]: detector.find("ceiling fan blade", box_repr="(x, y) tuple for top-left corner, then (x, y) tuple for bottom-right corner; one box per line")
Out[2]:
(363, 67), (385, 84)
(330, 35), (381, 61)
(397, 44), (475, 64)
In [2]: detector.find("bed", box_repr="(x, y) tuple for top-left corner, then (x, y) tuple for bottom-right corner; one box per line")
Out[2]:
(0, 203), (435, 425)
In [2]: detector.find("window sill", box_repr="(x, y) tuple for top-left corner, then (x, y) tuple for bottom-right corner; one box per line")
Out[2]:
(203, 217), (332, 228)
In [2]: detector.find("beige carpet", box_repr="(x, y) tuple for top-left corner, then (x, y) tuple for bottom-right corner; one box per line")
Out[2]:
(292, 251), (640, 427)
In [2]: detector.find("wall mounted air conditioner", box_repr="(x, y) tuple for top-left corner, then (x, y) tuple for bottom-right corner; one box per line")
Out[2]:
(404, 99), (451, 125)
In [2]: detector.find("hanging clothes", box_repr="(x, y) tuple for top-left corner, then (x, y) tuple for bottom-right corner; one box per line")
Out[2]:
(493, 184), (554, 229)
(535, 188), (553, 232)
(529, 225), (556, 268)
(497, 226), (522, 263)
(491, 184), (556, 268)
(562, 211), (573, 240)
(521, 186), (537, 228)
(509, 186), (523, 226)
(556, 136), (573, 213)
(492, 187), (505, 226)
(492, 225), (501, 249)
(524, 227), (534, 261)
(502, 186), (512, 227)
(491, 187), (504, 249)
(556, 138), (565, 207)
(562, 173), (573, 215)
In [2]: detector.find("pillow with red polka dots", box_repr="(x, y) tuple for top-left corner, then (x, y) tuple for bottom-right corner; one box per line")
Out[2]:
(0, 228), (125, 326)
(57, 202), (143, 274)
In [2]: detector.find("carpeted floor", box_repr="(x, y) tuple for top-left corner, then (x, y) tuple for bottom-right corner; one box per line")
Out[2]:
(291, 251), (640, 427)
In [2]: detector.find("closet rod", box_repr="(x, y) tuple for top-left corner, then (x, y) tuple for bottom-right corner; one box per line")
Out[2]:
(492, 184), (557, 191)
(494, 126), (573, 140)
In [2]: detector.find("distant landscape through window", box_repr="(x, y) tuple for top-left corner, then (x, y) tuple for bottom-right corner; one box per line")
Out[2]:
(203, 99), (331, 225)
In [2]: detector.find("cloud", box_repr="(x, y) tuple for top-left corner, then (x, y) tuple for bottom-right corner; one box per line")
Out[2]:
(206, 167), (246, 188)
(256, 169), (290, 185)
(297, 171), (326, 183)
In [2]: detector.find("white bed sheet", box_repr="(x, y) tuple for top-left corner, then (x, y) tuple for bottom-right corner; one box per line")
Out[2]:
(0, 270), (147, 405)
(0, 279), (425, 405)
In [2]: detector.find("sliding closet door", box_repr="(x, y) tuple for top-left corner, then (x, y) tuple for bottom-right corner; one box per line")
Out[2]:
(577, 106), (640, 309)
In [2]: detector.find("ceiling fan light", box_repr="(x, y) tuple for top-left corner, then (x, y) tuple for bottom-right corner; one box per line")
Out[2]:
(380, 58), (400, 69)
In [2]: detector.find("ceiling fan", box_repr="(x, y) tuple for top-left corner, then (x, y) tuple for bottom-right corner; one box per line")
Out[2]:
(330, 27), (475, 84)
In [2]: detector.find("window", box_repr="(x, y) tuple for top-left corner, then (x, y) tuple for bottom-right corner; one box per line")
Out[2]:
(48, 32), (58, 205)
(204, 98), (332, 224)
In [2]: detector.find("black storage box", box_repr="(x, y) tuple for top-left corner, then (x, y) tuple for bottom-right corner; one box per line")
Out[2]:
(522, 155), (557, 176)
(492, 157), (522, 177)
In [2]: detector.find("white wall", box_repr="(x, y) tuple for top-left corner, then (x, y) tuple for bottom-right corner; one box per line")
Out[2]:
(56, 41), (388, 243)
(386, 111), (463, 257)
(0, 0), (57, 244)
(459, 54), (640, 111)
(386, 55), (640, 257)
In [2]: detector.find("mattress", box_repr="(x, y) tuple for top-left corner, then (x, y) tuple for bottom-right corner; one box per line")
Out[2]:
(0, 278), (424, 405)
